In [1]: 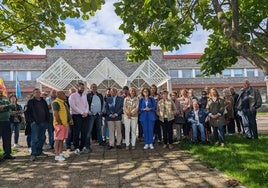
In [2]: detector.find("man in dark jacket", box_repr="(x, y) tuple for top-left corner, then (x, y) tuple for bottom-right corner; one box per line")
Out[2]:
(25, 88), (50, 161)
(0, 89), (15, 160)
(236, 80), (262, 139)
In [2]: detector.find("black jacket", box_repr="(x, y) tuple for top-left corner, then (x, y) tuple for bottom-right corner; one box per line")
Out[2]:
(25, 97), (50, 124)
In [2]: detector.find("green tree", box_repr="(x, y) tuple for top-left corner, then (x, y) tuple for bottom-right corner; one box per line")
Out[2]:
(0, 0), (104, 51)
(114, 0), (268, 75)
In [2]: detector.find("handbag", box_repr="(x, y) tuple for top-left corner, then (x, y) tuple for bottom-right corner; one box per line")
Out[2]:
(174, 116), (185, 124)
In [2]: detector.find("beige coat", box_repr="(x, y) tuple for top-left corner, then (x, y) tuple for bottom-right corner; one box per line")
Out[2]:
(157, 99), (177, 122)
(123, 96), (139, 119)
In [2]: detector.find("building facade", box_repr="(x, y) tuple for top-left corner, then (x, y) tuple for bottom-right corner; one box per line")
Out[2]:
(0, 49), (266, 101)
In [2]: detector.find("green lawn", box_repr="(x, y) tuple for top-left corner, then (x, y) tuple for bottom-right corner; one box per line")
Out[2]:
(180, 134), (268, 188)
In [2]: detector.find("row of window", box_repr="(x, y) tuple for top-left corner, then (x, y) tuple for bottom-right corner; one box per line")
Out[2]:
(0, 71), (42, 81)
(0, 68), (265, 81)
(168, 68), (265, 78)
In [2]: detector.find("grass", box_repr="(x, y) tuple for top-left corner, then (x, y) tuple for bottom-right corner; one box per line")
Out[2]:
(180, 134), (268, 188)
(0, 148), (17, 160)
(257, 112), (268, 116)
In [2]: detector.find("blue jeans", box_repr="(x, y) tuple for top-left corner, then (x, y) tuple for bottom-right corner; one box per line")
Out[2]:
(192, 123), (205, 142)
(240, 109), (258, 139)
(213, 125), (225, 143)
(86, 114), (103, 148)
(31, 122), (48, 156)
(10, 122), (20, 144)
(47, 113), (54, 148)
(102, 117), (109, 140)
(65, 125), (74, 149)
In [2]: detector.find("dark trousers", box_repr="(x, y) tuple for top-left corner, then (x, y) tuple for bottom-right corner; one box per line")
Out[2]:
(154, 119), (162, 141)
(234, 114), (243, 133)
(160, 119), (173, 144)
(47, 113), (54, 148)
(227, 118), (235, 134)
(138, 121), (143, 139)
(0, 121), (12, 157)
(182, 123), (190, 136)
(72, 114), (89, 150)
(65, 125), (74, 149)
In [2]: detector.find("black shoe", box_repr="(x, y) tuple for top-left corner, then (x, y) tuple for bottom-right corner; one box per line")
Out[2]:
(116, 145), (122, 149)
(4, 155), (16, 160)
(38, 152), (48, 157)
(108, 146), (114, 150)
(30, 155), (36, 161)
(99, 141), (107, 146)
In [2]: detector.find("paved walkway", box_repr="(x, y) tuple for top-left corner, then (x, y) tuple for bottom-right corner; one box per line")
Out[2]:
(1, 115), (267, 188)
(1, 140), (233, 188)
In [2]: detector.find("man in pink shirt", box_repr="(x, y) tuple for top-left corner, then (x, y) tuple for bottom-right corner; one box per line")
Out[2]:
(68, 82), (89, 154)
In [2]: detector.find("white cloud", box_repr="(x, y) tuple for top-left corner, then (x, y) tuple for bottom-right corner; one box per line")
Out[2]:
(21, 0), (209, 55)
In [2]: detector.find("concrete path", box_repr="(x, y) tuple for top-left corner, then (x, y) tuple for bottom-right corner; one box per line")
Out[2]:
(1, 139), (234, 188)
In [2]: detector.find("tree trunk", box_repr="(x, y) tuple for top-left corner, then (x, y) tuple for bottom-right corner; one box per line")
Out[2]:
(212, 0), (268, 75)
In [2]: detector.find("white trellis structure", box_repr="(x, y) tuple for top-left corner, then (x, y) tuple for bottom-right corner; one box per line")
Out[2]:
(85, 57), (128, 89)
(37, 56), (172, 92)
(129, 58), (171, 90)
(37, 57), (84, 91)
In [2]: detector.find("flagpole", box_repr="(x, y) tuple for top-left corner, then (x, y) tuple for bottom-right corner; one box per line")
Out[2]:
(16, 73), (22, 99)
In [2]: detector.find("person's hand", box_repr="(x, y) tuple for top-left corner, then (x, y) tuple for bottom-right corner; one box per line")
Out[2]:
(144, 107), (150, 111)
(82, 113), (88, 117)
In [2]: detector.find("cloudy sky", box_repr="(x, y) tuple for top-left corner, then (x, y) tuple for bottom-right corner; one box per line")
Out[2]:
(26, 0), (210, 55)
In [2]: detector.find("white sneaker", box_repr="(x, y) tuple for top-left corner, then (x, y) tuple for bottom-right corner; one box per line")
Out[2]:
(55, 155), (65, 161)
(28, 148), (32, 154)
(13, 144), (22, 148)
(149, 144), (154, 149)
(144, 144), (149, 149)
(74, 148), (80, 154)
(60, 153), (69, 158)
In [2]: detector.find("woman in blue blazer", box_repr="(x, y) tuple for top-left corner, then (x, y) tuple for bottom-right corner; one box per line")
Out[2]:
(139, 88), (157, 149)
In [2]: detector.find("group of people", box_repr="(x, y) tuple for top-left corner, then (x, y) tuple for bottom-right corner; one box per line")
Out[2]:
(0, 79), (262, 162)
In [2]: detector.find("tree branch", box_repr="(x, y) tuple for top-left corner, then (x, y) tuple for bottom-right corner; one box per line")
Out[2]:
(212, 0), (268, 74)
(0, 22), (40, 42)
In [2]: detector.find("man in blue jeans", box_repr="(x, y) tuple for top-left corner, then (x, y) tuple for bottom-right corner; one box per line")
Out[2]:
(86, 84), (105, 149)
(187, 100), (208, 143)
(25, 88), (50, 161)
(236, 79), (262, 139)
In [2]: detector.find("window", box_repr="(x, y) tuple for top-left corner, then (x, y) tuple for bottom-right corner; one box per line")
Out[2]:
(246, 69), (255, 77)
(233, 69), (244, 77)
(222, 69), (231, 77)
(181, 69), (192, 78)
(31, 71), (42, 80)
(15, 71), (27, 81)
(258, 70), (265, 77)
(168, 70), (179, 78)
(0, 71), (11, 81)
(195, 69), (202, 77)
